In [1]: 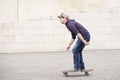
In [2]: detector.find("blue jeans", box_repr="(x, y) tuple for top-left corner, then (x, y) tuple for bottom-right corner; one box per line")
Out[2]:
(72, 32), (90, 70)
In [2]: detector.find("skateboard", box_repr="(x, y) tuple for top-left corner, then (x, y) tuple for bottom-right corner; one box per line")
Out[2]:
(63, 69), (93, 77)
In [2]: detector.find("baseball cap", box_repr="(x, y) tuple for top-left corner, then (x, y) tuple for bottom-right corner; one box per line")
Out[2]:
(57, 13), (69, 19)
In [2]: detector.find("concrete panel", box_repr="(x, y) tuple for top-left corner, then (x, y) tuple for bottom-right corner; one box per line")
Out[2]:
(0, 0), (17, 23)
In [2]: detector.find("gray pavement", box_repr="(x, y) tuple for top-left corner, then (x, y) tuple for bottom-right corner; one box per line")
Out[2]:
(0, 50), (120, 80)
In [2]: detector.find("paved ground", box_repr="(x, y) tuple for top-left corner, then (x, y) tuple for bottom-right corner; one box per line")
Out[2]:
(0, 50), (120, 80)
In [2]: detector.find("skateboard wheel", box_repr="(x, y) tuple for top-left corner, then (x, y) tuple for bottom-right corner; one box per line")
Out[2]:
(85, 72), (89, 76)
(63, 72), (68, 77)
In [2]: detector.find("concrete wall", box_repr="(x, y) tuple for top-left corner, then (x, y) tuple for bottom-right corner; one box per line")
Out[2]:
(0, 0), (120, 53)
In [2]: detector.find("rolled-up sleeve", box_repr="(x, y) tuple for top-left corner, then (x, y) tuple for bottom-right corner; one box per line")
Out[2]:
(71, 32), (76, 39)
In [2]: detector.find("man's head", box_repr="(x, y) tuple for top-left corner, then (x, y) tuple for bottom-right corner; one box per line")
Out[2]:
(57, 13), (69, 24)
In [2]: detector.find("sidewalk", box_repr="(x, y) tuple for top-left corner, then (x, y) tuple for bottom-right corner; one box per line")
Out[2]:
(0, 50), (120, 80)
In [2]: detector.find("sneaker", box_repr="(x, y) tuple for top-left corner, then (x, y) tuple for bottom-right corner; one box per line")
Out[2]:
(80, 68), (85, 72)
(73, 69), (79, 72)
(68, 69), (79, 72)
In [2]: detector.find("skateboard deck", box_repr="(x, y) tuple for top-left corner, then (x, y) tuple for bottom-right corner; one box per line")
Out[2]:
(63, 69), (93, 77)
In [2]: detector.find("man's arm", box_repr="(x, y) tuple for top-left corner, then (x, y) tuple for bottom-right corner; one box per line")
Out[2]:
(67, 21), (88, 45)
(77, 33), (90, 45)
(66, 39), (75, 51)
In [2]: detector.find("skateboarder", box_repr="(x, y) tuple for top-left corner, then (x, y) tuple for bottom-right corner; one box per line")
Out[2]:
(58, 13), (90, 71)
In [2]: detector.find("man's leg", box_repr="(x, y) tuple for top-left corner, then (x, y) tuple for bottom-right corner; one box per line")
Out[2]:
(78, 43), (85, 70)
(74, 38), (85, 70)
(72, 40), (81, 70)
(78, 32), (90, 70)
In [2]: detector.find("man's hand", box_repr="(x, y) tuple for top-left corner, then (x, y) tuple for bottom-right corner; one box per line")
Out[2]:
(77, 33), (90, 46)
(66, 39), (75, 51)
(66, 45), (71, 51)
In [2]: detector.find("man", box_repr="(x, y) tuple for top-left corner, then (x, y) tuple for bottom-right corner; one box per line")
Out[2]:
(58, 13), (90, 71)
